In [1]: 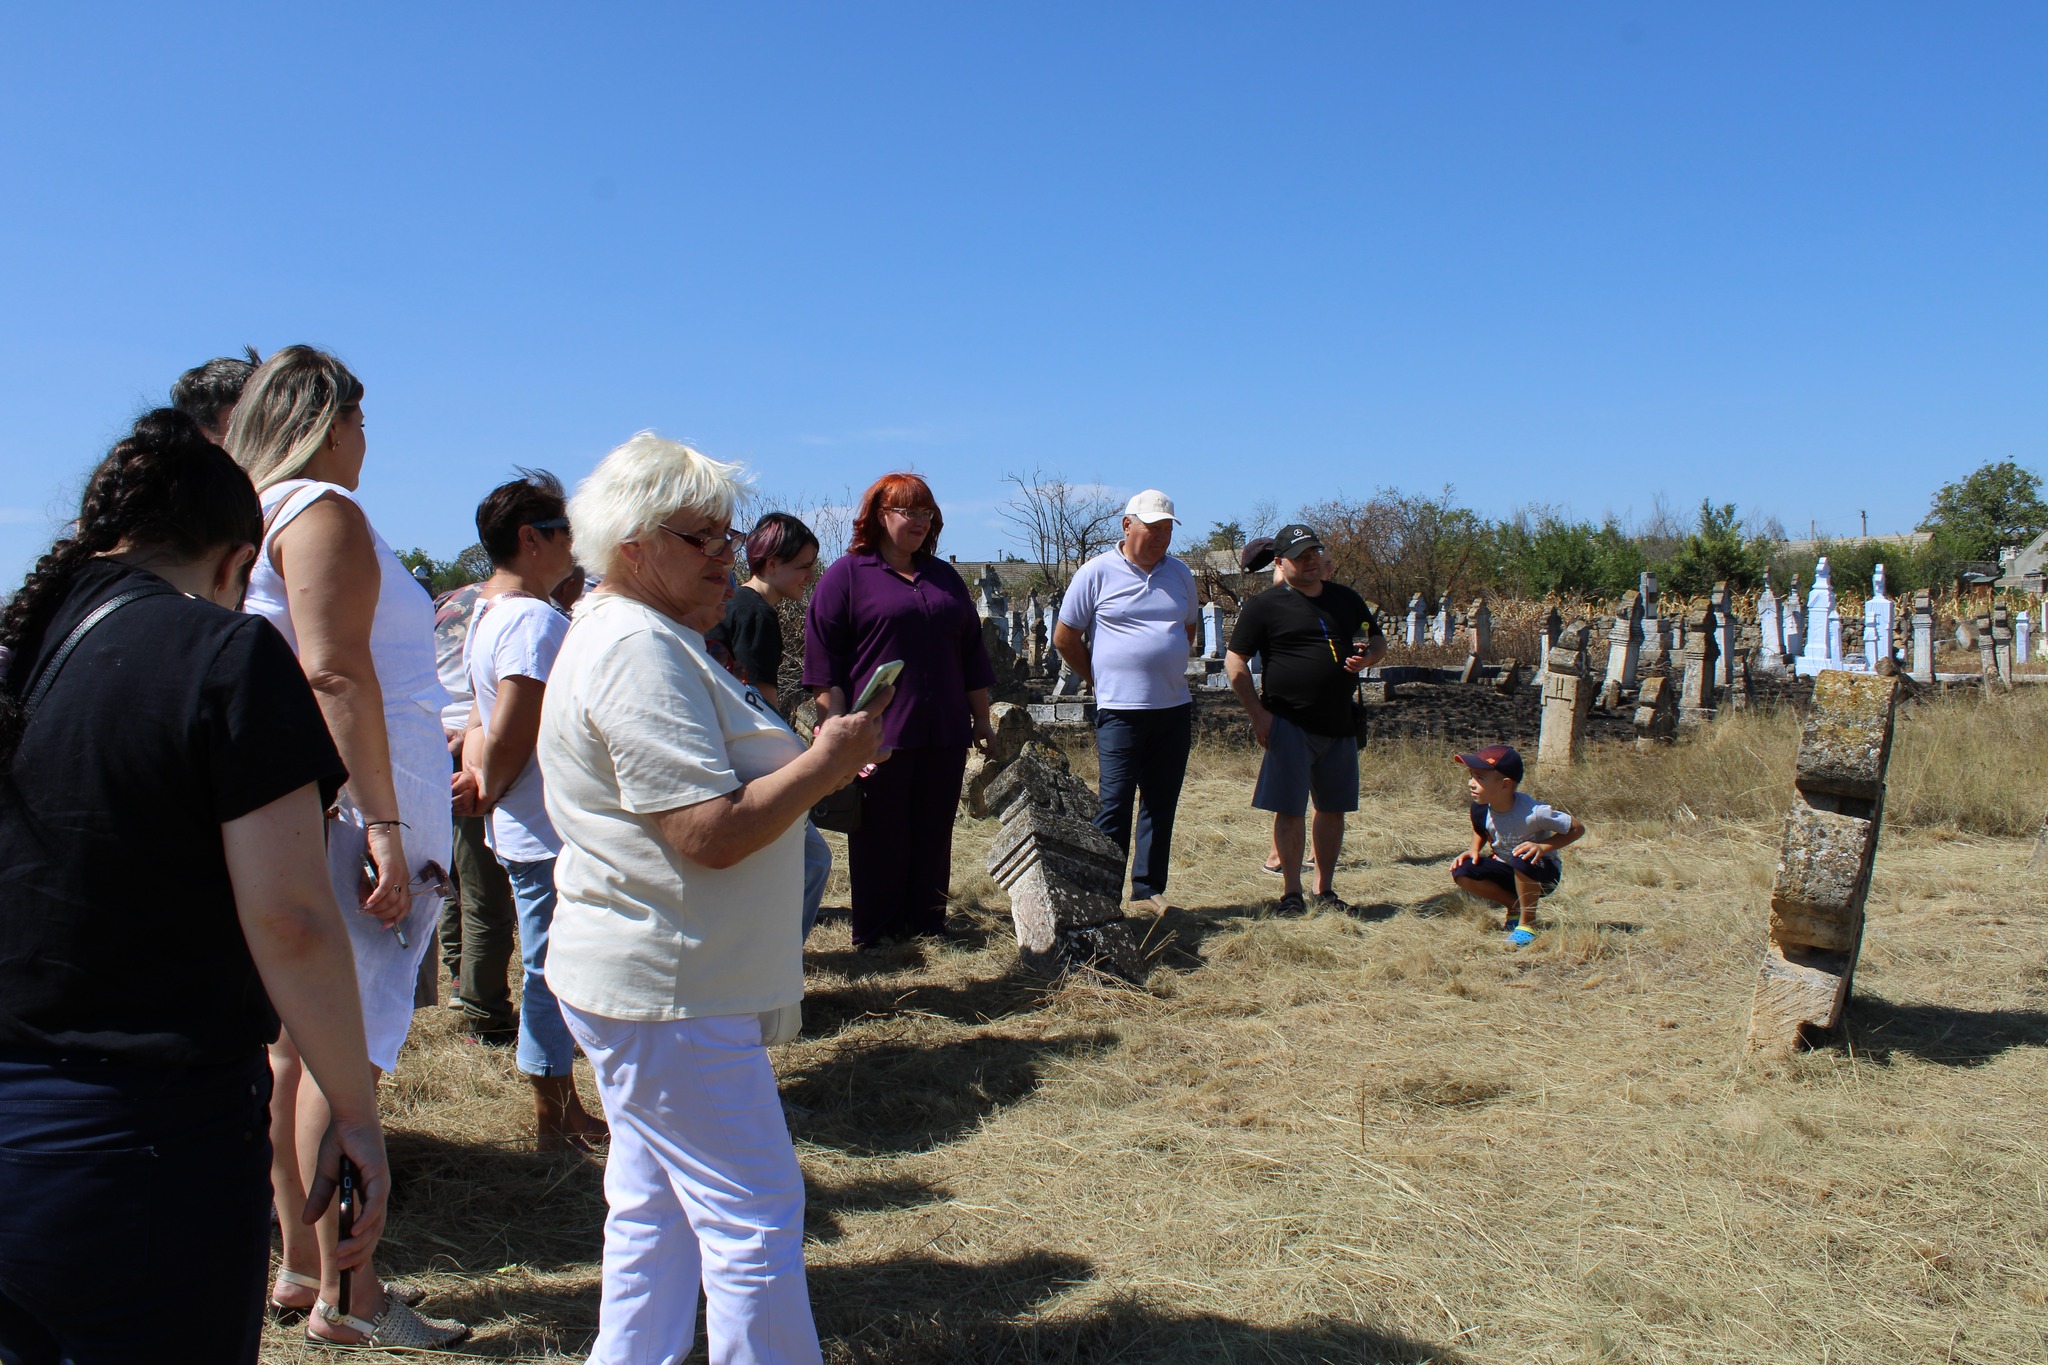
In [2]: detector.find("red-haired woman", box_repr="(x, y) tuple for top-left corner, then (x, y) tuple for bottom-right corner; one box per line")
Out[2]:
(803, 474), (996, 947)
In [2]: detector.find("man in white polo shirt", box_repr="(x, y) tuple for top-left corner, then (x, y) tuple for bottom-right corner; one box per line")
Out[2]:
(1054, 489), (1201, 908)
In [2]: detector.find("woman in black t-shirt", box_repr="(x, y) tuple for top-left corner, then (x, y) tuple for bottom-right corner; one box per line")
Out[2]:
(0, 411), (390, 1364)
(707, 510), (820, 711)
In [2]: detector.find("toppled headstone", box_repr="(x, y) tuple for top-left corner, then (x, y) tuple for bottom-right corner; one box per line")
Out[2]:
(1536, 642), (1590, 772)
(982, 750), (1144, 981)
(1457, 654), (1480, 685)
(1745, 671), (1900, 1058)
(1492, 658), (1524, 693)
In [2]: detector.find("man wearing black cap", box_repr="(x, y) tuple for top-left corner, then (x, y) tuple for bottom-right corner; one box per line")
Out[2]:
(1223, 524), (1385, 915)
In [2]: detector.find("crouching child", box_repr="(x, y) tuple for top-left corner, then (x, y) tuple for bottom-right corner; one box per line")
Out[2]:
(1448, 745), (1584, 948)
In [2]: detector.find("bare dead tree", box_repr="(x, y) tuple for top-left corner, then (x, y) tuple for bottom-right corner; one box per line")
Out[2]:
(997, 468), (1122, 595)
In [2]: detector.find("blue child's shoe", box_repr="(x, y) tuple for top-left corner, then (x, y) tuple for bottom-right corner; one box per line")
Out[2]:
(1506, 925), (1537, 948)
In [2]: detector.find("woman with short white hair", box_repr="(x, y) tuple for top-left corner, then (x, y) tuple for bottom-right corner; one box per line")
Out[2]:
(540, 432), (890, 1363)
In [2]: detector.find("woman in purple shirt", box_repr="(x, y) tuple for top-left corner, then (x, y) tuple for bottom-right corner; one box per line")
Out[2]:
(804, 473), (996, 948)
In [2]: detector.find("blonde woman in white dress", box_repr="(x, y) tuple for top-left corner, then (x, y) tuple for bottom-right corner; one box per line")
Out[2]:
(227, 345), (470, 1350)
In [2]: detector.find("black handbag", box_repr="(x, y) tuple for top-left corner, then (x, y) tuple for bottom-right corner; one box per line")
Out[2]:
(811, 781), (864, 835)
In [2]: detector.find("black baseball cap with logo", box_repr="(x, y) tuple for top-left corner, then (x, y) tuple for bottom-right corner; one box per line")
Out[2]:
(1453, 744), (1525, 784)
(1273, 524), (1323, 560)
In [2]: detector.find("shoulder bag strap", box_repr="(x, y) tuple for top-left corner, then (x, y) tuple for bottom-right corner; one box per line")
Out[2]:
(21, 586), (177, 723)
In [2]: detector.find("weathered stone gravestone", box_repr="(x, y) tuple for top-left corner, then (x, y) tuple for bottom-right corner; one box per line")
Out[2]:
(961, 702), (1039, 816)
(1909, 591), (1936, 684)
(1710, 583), (1737, 691)
(1757, 574), (1783, 671)
(2018, 609), (2032, 664)
(1025, 592), (1045, 672)
(1429, 601), (1451, 646)
(1404, 594), (1425, 648)
(1638, 571), (1660, 663)
(1536, 641), (1591, 772)
(1009, 608), (1028, 656)
(1745, 671), (1901, 1059)
(1200, 603), (1223, 659)
(976, 564), (1008, 620)
(1992, 604), (2014, 688)
(1783, 573), (1806, 660)
(1600, 590), (1643, 709)
(983, 750), (1146, 981)
(1678, 607), (1719, 727)
(1538, 603), (1562, 675)
(1632, 667), (1677, 748)
(1467, 599), (1491, 662)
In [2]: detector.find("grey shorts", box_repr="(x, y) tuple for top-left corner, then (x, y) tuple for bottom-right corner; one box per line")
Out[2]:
(1252, 713), (1360, 815)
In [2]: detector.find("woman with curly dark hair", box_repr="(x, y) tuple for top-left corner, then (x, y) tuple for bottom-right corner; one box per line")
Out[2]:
(0, 410), (388, 1364)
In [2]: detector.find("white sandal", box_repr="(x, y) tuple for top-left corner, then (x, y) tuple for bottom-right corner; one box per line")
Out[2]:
(310, 1294), (469, 1350)
(274, 1268), (426, 1318)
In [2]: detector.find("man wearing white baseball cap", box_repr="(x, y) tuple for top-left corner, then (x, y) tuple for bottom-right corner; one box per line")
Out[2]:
(1053, 490), (1201, 909)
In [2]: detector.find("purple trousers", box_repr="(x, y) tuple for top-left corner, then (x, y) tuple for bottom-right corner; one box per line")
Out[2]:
(847, 745), (968, 945)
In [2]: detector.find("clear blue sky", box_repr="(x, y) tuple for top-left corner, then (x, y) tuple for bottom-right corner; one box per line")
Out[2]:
(2, 3), (2043, 578)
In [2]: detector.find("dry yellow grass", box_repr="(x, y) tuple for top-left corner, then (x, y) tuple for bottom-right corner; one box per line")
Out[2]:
(264, 690), (2048, 1364)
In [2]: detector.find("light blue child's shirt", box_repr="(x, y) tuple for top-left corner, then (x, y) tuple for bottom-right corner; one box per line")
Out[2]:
(1477, 791), (1573, 862)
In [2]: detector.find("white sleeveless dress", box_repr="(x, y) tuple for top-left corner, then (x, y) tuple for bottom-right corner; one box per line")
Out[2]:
(246, 479), (454, 1072)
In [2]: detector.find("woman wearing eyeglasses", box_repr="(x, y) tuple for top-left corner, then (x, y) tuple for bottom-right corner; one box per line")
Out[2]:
(803, 473), (998, 950)
(539, 433), (889, 1363)
(227, 346), (470, 1348)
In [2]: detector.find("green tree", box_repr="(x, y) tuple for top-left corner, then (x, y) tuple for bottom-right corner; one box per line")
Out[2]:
(397, 544), (488, 596)
(1203, 520), (1245, 554)
(1917, 460), (2048, 561)
(1665, 501), (1769, 596)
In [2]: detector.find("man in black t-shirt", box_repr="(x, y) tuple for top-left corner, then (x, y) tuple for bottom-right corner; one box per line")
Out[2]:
(1225, 524), (1386, 916)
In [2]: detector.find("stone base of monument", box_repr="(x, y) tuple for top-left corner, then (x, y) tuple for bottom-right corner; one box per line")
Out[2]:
(979, 747), (1147, 983)
(1744, 670), (1898, 1058)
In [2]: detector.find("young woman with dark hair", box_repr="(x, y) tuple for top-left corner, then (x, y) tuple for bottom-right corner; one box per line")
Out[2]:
(802, 474), (997, 948)
(0, 410), (389, 1364)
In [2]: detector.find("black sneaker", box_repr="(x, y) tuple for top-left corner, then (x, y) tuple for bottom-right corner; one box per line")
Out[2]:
(1311, 891), (1351, 916)
(1274, 892), (1307, 917)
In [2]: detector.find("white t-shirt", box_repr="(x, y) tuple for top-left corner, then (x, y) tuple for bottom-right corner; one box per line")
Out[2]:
(466, 593), (569, 863)
(539, 592), (807, 1022)
(1058, 548), (1199, 710)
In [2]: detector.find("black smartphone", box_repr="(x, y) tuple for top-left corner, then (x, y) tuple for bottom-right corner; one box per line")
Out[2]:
(337, 1154), (358, 1311)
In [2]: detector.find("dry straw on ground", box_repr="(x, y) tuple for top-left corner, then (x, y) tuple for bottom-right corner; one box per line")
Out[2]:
(266, 689), (2048, 1364)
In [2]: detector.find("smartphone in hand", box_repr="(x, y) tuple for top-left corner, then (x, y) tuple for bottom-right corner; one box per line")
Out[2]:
(337, 1154), (358, 1311)
(854, 659), (904, 711)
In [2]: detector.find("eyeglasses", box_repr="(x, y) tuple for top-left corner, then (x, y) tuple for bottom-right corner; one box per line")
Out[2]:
(657, 522), (742, 559)
(528, 517), (571, 535)
(883, 506), (936, 522)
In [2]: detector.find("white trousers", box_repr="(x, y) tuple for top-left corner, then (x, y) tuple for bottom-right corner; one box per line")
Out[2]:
(561, 1005), (822, 1365)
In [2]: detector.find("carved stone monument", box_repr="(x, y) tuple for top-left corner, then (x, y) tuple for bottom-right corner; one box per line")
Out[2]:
(1632, 667), (1677, 748)
(1429, 601), (1451, 646)
(1795, 559), (1842, 676)
(1678, 607), (1719, 726)
(1783, 573), (1806, 661)
(1536, 641), (1591, 772)
(1600, 590), (1643, 709)
(2018, 608), (2032, 664)
(1467, 599), (1491, 662)
(1757, 574), (1783, 671)
(1864, 564), (1894, 669)
(1404, 594), (1425, 648)
(1710, 582), (1737, 691)
(1908, 591), (1936, 684)
(983, 747), (1145, 981)
(1992, 604), (2014, 688)
(1745, 671), (1901, 1058)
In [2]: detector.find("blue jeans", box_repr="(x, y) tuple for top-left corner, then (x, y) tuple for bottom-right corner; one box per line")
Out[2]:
(1092, 703), (1194, 900)
(0, 1051), (272, 1364)
(502, 856), (578, 1078)
(802, 821), (830, 941)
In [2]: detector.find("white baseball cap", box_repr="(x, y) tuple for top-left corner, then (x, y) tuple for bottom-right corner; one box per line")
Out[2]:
(1124, 489), (1180, 525)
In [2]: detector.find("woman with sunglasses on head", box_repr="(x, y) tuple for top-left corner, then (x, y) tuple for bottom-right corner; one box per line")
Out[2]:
(226, 346), (470, 1348)
(0, 411), (388, 1363)
(539, 434), (888, 1362)
(803, 473), (998, 950)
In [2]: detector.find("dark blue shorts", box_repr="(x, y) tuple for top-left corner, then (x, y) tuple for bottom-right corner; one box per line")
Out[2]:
(1453, 853), (1562, 898)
